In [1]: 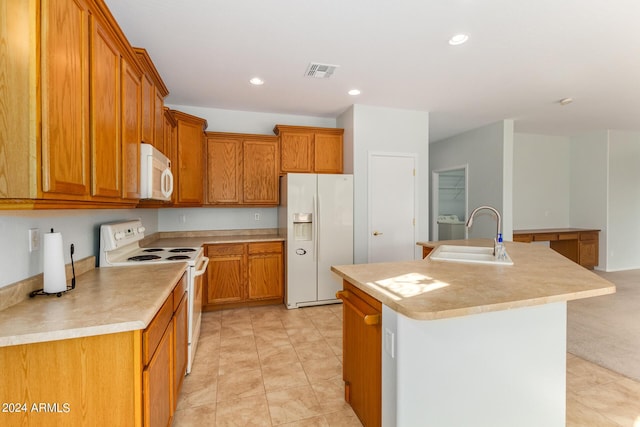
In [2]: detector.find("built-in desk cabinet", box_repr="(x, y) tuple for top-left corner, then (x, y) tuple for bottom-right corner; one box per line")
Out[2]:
(513, 228), (600, 269)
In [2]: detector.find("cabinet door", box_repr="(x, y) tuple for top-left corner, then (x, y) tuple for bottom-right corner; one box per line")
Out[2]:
(206, 244), (246, 305)
(90, 17), (121, 199)
(121, 58), (141, 200)
(280, 132), (313, 173)
(248, 242), (283, 301)
(140, 73), (154, 145)
(143, 324), (172, 427)
(206, 137), (242, 204)
(243, 139), (279, 204)
(340, 283), (381, 427)
(173, 293), (188, 411)
(314, 133), (343, 173)
(176, 118), (205, 205)
(40, 0), (90, 197)
(153, 88), (165, 154)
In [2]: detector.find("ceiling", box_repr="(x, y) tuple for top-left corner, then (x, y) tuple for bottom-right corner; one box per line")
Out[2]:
(104, 0), (640, 142)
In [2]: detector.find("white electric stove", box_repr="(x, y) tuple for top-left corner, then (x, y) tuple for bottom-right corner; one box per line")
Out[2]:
(99, 220), (208, 374)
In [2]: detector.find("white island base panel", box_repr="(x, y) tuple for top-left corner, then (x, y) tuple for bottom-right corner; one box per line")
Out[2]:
(382, 302), (567, 427)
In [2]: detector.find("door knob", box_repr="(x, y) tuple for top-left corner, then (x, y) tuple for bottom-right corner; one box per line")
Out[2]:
(373, 231), (383, 236)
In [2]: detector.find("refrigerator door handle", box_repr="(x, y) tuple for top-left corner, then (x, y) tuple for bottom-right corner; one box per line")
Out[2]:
(313, 194), (319, 262)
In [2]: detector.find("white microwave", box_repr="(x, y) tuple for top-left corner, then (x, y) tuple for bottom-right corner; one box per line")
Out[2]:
(140, 143), (174, 201)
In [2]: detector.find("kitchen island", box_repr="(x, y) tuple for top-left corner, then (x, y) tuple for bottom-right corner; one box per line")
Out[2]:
(331, 239), (615, 427)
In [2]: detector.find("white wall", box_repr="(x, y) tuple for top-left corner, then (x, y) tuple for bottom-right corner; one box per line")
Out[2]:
(569, 131), (609, 269)
(0, 209), (157, 288)
(604, 131), (640, 270)
(513, 133), (571, 229)
(338, 105), (430, 264)
(430, 121), (513, 241)
(166, 104), (336, 134)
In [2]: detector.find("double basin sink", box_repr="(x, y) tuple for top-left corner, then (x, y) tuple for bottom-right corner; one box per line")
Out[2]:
(429, 244), (513, 266)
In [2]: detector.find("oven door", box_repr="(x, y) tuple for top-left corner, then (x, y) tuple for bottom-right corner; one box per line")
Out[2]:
(187, 255), (209, 373)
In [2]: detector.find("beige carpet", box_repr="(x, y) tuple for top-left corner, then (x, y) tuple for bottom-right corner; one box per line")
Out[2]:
(567, 269), (640, 381)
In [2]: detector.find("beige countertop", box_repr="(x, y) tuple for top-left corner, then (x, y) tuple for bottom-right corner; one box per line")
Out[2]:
(332, 239), (615, 320)
(142, 229), (284, 248)
(0, 263), (186, 347)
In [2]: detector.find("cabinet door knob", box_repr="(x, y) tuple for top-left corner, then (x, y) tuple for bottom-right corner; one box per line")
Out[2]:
(373, 231), (383, 236)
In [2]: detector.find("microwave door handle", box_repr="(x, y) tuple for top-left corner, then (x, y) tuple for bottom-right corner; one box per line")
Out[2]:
(161, 168), (173, 198)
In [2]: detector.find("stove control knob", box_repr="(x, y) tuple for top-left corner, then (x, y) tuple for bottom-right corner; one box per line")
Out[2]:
(137, 226), (146, 234)
(114, 231), (125, 240)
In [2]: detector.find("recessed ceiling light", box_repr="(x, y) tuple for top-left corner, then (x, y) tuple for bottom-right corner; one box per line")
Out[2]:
(249, 77), (264, 85)
(348, 89), (361, 96)
(449, 34), (469, 45)
(559, 97), (573, 106)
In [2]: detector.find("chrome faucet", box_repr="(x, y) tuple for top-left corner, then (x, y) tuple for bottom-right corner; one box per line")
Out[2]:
(466, 206), (502, 256)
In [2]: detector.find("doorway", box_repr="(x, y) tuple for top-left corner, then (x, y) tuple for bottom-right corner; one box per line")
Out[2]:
(432, 166), (468, 241)
(368, 152), (417, 262)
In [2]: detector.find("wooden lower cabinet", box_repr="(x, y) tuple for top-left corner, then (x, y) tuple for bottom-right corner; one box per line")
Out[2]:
(204, 242), (283, 310)
(0, 273), (188, 427)
(337, 281), (382, 427)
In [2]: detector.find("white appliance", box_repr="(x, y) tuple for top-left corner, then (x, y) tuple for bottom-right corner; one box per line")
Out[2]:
(279, 174), (354, 308)
(140, 143), (173, 201)
(99, 220), (208, 374)
(437, 214), (466, 240)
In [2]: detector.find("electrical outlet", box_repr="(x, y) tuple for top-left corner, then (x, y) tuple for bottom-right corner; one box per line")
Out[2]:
(254, 213), (261, 221)
(29, 228), (40, 252)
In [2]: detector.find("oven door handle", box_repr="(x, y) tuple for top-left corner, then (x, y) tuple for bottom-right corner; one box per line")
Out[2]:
(193, 257), (209, 277)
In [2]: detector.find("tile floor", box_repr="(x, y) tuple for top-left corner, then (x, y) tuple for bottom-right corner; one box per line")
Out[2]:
(173, 304), (640, 426)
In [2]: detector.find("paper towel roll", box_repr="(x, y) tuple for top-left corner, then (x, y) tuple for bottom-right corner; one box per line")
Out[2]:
(43, 231), (67, 294)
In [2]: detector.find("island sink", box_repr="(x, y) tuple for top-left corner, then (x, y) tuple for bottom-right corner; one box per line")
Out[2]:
(429, 244), (514, 265)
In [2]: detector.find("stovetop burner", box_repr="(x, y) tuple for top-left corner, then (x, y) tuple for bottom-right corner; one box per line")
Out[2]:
(143, 248), (164, 253)
(167, 255), (191, 260)
(128, 254), (162, 262)
(169, 248), (196, 253)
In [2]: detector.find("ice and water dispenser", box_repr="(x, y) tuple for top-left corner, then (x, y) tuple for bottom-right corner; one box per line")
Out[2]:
(293, 213), (312, 241)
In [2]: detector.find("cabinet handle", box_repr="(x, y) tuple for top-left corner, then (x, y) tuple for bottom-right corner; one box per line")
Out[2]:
(336, 290), (380, 326)
(373, 231), (383, 236)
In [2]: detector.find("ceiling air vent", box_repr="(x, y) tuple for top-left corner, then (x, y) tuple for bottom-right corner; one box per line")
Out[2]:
(305, 62), (339, 79)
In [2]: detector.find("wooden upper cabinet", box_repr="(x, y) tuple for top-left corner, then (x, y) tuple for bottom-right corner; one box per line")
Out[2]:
(173, 110), (208, 206)
(274, 125), (344, 174)
(205, 132), (279, 206)
(163, 108), (178, 203)
(243, 138), (279, 205)
(40, 0), (91, 197)
(279, 132), (313, 172)
(139, 74), (154, 145)
(121, 57), (142, 200)
(133, 47), (169, 155)
(206, 136), (242, 204)
(90, 16), (121, 199)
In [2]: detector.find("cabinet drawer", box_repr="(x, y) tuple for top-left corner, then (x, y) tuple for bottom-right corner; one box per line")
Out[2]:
(580, 232), (599, 241)
(513, 234), (532, 243)
(248, 241), (282, 255)
(206, 244), (245, 256)
(558, 233), (579, 240)
(533, 233), (558, 241)
(173, 272), (187, 311)
(143, 295), (173, 365)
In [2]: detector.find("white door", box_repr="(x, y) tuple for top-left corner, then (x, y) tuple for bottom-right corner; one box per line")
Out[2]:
(369, 153), (416, 263)
(317, 174), (353, 301)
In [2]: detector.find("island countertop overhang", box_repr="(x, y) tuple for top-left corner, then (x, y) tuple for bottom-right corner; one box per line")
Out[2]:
(331, 239), (615, 320)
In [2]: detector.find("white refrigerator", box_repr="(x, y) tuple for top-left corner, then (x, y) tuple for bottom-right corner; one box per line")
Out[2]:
(279, 173), (354, 309)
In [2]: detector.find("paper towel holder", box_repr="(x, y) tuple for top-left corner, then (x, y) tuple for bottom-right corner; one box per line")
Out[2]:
(30, 242), (77, 298)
